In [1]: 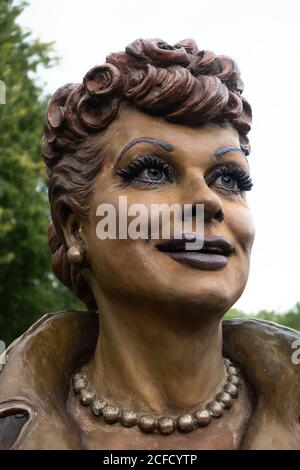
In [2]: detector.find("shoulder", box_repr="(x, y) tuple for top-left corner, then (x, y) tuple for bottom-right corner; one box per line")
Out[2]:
(0, 310), (98, 449)
(223, 317), (300, 378)
(223, 318), (300, 448)
(223, 317), (300, 399)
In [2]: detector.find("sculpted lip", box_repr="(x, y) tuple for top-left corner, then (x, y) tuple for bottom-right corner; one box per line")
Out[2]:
(156, 233), (235, 270)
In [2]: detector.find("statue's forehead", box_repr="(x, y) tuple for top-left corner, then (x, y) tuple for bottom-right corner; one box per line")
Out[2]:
(96, 103), (241, 159)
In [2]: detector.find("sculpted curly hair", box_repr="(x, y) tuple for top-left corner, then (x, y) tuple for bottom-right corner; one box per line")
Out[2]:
(42, 38), (252, 310)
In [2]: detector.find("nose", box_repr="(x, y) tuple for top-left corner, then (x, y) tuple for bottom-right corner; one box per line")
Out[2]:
(184, 176), (224, 224)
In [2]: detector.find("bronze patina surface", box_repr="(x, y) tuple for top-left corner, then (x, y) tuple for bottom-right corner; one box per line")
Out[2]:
(1, 38), (299, 449)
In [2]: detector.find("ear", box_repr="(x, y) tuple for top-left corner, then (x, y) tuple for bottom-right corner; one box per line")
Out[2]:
(60, 210), (84, 249)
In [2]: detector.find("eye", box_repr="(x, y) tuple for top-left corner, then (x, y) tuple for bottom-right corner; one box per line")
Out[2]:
(216, 174), (239, 191)
(141, 167), (166, 182)
(116, 155), (177, 187)
(205, 164), (253, 194)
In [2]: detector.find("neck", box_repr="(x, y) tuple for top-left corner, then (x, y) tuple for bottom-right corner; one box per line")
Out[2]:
(87, 292), (225, 415)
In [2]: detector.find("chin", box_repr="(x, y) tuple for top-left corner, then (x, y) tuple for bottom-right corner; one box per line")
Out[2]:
(132, 257), (247, 317)
(164, 280), (243, 317)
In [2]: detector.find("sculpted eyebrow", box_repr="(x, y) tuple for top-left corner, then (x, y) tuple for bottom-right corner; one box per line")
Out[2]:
(214, 146), (246, 159)
(117, 137), (175, 163)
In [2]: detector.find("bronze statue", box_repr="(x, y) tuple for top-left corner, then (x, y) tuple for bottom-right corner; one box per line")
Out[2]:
(1, 38), (300, 450)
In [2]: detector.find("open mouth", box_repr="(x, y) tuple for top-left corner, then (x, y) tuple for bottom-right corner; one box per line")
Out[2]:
(156, 233), (235, 270)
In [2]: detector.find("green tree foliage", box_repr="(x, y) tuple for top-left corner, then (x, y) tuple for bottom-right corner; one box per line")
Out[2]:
(0, 0), (83, 345)
(225, 303), (300, 332)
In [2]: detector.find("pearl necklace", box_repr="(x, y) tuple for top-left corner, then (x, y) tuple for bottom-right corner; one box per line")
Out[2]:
(72, 358), (241, 435)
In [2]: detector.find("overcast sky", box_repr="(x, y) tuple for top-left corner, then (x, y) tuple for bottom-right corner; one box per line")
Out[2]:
(19, 0), (300, 314)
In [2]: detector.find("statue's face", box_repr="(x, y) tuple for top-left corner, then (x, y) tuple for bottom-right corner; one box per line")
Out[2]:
(81, 103), (255, 316)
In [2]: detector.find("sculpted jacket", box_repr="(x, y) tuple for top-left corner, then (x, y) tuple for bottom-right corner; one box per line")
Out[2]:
(0, 311), (300, 449)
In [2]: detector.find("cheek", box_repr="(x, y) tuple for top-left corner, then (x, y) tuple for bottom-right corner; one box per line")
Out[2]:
(82, 186), (154, 289)
(220, 204), (255, 303)
(226, 203), (255, 254)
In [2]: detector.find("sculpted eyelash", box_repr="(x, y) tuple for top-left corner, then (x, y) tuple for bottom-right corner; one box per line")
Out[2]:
(205, 164), (253, 191)
(116, 155), (177, 182)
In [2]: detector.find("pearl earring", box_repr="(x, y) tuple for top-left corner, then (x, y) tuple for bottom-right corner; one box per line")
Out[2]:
(66, 244), (87, 267)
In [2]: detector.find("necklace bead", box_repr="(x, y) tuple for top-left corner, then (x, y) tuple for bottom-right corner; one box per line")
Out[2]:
(102, 405), (120, 423)
(194, 409), (211, 426)
(229, 374), (241, 386)
(217, 391), (233, 408)
(158, 417), (176, 435)
(91, 399), (107, 416)
(73, 372), (86, 383)
(80, 389), (96, 406)
(121, 410), (139, 427)
(138, 415), (157, 433)
(224, 382), (239, 398)
(228, 366), (238, 376)
(177, 414), (195, 432)
(207, 401), (224, 418)
(73, 379), (87, 394)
